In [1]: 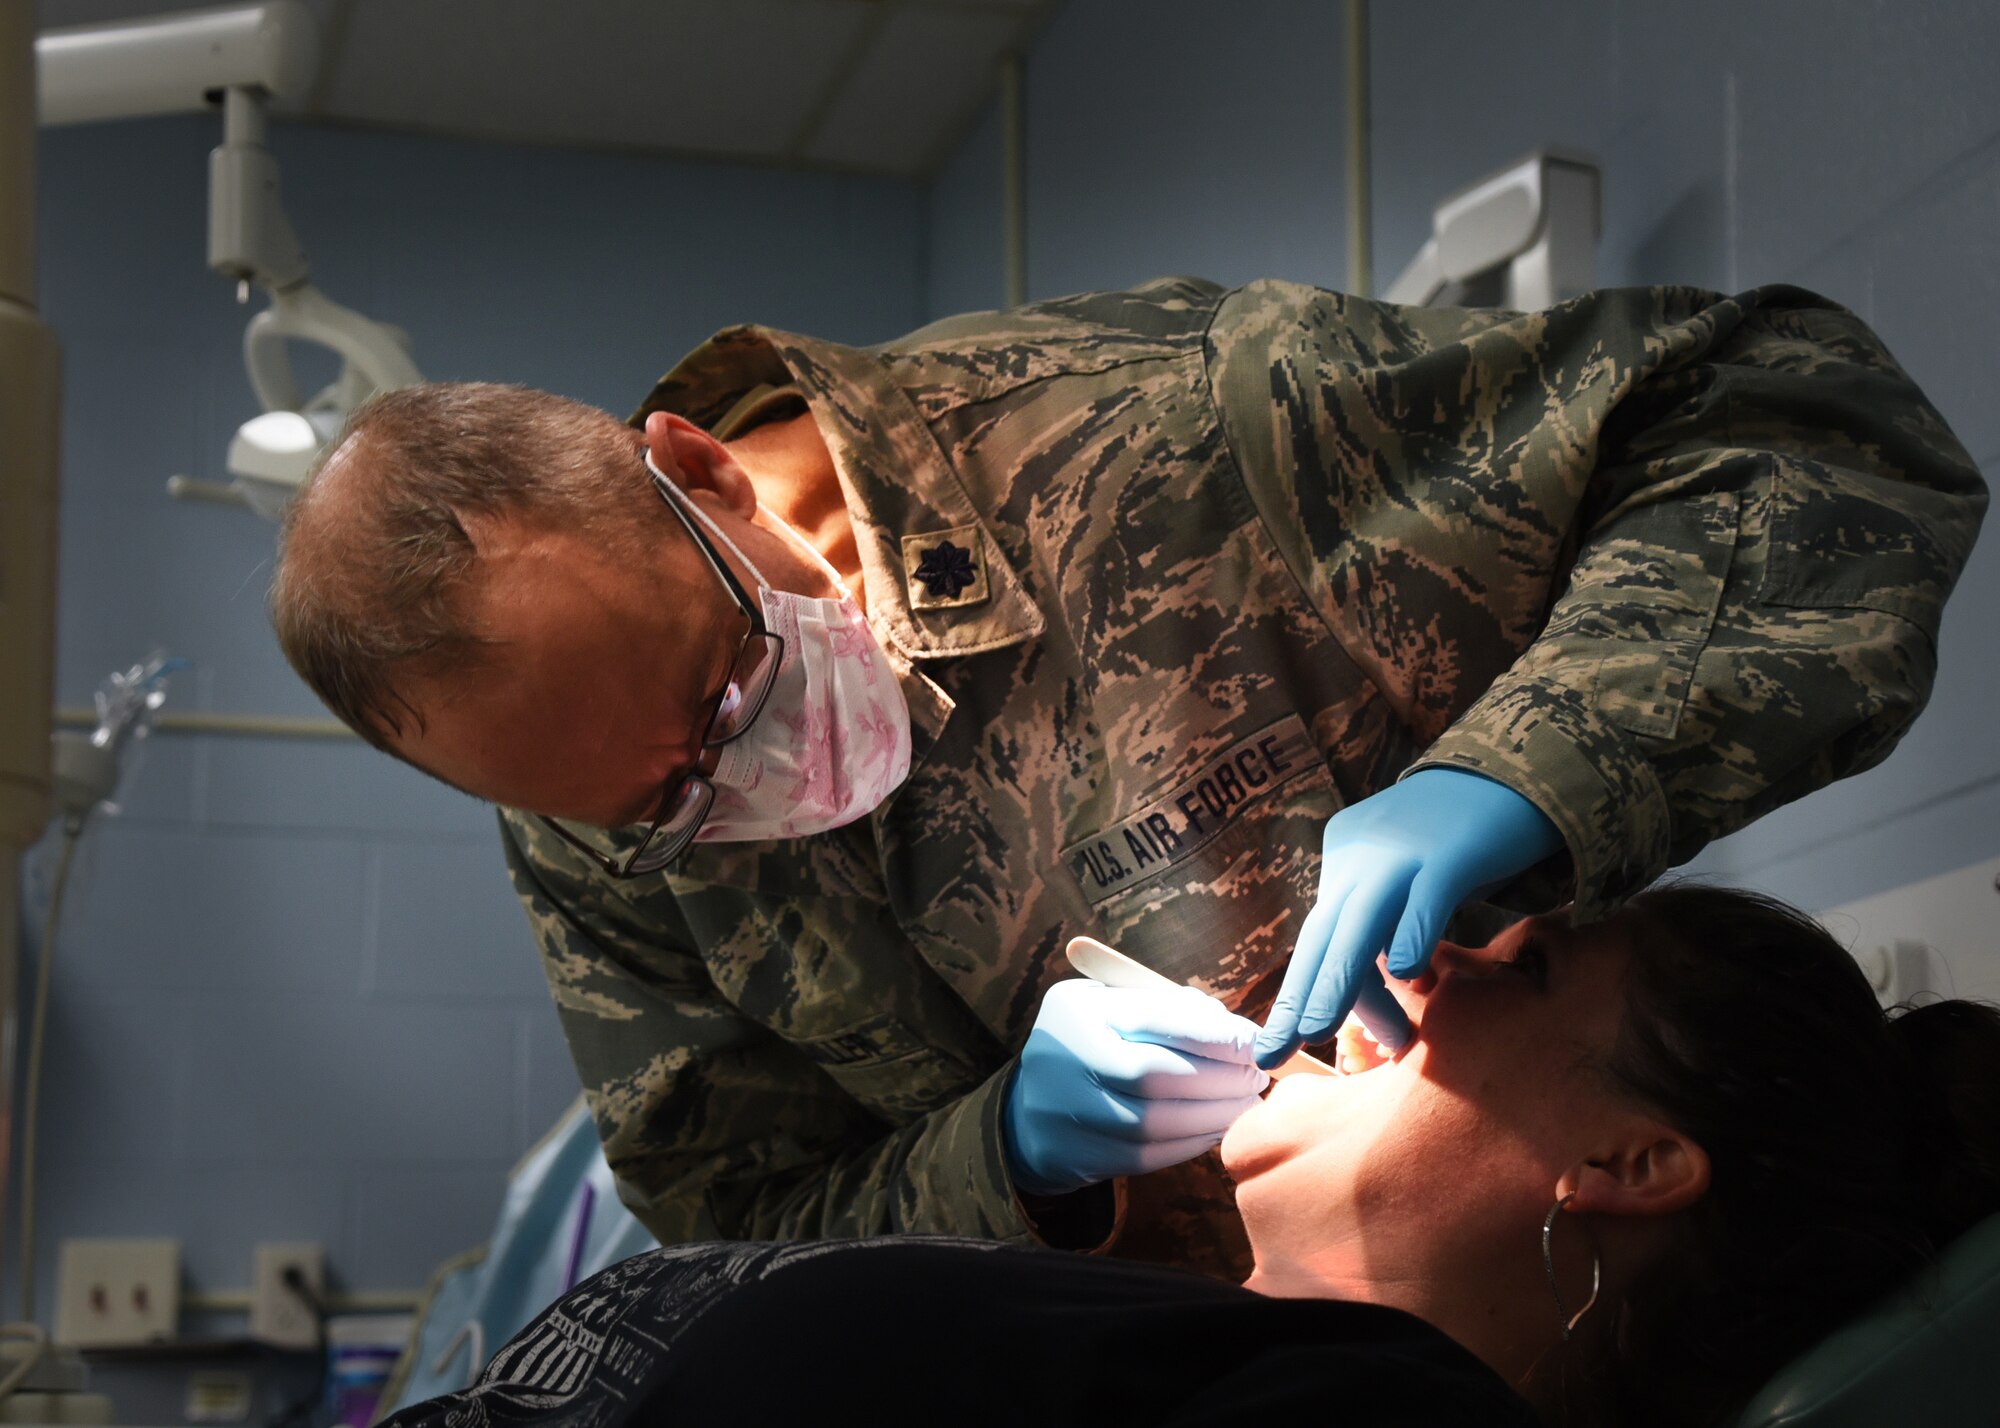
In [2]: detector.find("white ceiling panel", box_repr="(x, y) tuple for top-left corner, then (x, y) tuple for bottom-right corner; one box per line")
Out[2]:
(802, 2), (1022, 173)
(36, 0), (1063, 176)
(320, 0), (876, 160)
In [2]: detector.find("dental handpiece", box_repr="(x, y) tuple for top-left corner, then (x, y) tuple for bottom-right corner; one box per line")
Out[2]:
(1063, 936), (1337, 1080)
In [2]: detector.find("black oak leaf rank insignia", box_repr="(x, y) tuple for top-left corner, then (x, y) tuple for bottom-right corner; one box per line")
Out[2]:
(913, 539), (978, 599)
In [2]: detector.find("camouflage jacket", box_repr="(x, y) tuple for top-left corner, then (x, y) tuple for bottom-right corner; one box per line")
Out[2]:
(498, 278), (1985, 1277)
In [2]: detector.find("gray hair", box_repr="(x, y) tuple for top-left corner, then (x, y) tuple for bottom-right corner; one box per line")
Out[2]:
(269, 381), (659, 749)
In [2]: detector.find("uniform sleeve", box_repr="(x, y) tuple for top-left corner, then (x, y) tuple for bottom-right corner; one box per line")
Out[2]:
(497, 811), (1104, 1248)
(1210, 281), (1987, 918)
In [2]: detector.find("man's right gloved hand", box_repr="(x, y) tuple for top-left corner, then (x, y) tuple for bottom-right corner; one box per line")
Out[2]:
(1002, 978), (1271, 1198)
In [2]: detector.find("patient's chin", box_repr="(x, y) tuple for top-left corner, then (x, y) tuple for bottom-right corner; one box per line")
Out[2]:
(1221, 1074), (1321, 1178)
(1219, 1097), (1276, 1176)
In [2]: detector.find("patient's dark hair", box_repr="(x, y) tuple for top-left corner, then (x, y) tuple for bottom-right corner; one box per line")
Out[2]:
(1550, 883), (2000, 1428)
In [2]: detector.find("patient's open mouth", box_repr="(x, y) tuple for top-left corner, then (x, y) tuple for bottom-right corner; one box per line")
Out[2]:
(1333, 1020), (1395, 1075)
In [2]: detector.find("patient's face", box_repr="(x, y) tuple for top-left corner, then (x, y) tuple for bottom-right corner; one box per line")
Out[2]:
(1223, 913), (1634, 1281)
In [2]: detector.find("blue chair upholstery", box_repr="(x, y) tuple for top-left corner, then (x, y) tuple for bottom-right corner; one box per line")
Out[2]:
(1734, 1211), (2000, 1426)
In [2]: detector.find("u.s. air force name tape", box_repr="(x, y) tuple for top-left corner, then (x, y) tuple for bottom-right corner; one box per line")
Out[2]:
(1063, 714), (1318, 905)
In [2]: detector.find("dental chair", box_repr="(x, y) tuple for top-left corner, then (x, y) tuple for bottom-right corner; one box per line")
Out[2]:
(375, 1132), (1999, 1427)
(1734, 1210), (2000, 1425)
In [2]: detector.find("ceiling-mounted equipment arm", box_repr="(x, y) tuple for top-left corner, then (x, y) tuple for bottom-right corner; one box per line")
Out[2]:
(1383, 150), (1602, 311)
(211, 83), (308, 296)
(245, 286), (422, 414)
(36, 1), (316, 126)
(40, 4), (317, 298)
(207, 74), (420, 514)
(37, 2), (422, 520)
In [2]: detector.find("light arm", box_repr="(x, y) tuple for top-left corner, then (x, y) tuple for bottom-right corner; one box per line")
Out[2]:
(37, 3), (421, 517)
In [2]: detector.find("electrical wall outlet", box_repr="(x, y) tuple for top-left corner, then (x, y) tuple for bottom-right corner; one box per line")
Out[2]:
(250, 1242), (325, 1349)
(55, 1238), (181, 1347)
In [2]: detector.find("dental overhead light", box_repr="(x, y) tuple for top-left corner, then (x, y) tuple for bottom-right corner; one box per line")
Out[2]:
(37, 1), (422, 518)
(225, 406), (348, 519)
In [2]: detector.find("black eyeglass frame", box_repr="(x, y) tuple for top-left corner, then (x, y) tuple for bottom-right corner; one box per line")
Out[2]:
(534, 463), (785, 877)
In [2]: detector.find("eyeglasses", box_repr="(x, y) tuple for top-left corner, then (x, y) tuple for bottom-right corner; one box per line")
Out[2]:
(534, 462), (785, 877)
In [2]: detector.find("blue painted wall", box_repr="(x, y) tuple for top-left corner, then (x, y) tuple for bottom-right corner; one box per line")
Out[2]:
(931, 0), (2000, 920)
(18, 114), (924, 1322)
(925, 98), (1006, 323)
(927, 0), (1352, 317)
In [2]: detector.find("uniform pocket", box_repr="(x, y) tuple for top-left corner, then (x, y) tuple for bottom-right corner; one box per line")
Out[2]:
(1762, 452), (1964, 626)
(1550, 490), (1739, 741)
(1063, 714), (1342, 1015)
(793, 1011), (985, 1125)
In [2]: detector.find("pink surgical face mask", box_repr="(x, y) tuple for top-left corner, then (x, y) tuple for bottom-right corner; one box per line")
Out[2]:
(648, 455), (912, 842)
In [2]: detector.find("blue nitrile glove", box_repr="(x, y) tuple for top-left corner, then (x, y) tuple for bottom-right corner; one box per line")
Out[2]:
(1254, 768), (1563, 1071)
(1003, 979), (1271, 1198)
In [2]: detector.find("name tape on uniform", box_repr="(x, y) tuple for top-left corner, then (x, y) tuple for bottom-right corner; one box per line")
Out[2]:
(1064, 714), (1317, 905)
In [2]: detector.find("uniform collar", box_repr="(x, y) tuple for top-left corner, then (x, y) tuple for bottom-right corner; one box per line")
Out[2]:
(631, 325), (1045, 673)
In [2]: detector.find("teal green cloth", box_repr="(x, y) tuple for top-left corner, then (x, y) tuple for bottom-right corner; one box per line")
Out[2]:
(1736, 1212), (2000, 1426)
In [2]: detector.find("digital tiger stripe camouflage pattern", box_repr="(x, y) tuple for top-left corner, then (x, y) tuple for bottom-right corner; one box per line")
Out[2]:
(498, 278), (1985, 1279)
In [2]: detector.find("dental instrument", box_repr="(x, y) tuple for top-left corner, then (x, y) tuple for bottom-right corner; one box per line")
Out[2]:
(1064, 936), (1336, 1079)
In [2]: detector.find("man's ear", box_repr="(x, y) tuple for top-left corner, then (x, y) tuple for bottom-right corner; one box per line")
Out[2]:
(641, 411), (757, 519)
(1558, 1122), (1711, 1219)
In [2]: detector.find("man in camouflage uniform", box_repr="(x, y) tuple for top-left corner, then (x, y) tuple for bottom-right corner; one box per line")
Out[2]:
(274, 277), (1985, 1279)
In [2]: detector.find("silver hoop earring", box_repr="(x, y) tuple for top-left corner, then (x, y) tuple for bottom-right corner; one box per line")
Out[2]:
(1542, 1193), (1602, 1341)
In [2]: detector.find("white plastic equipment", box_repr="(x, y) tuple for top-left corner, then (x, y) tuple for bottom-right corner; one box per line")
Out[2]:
(1383, 149), (1602, 312)
(35, 1), (315, 126)
(37, 2), (422, 518)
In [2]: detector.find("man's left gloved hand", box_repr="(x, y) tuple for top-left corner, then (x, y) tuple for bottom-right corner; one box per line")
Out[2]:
(1254, 768), (1563, 1071)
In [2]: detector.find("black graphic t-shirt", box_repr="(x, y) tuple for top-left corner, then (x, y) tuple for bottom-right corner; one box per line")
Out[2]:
(380, 1238), (1541, 1427)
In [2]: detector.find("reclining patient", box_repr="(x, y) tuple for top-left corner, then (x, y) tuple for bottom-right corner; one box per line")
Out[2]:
(383, 885), (2000, 1427)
